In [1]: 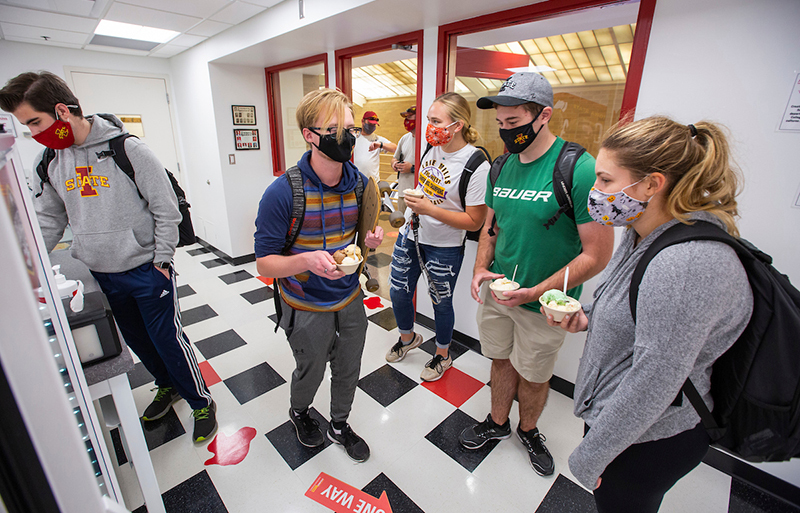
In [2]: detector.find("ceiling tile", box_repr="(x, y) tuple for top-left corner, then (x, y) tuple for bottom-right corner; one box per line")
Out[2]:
(115, 0), (230, 19)
(170, 33), (207, 47)
(3, 35), (83, 49)
(186, 19), (230, 37)
(2, 0), (52, 10)
(52, 0), (95, 16)
(239, 0), (282, 7)
(0, 21), (90, 45)
(105, 2), (201, 32)
(210, 1), (265, 25)
(150, 44), (189, 58)
(0, 5), (98, 33)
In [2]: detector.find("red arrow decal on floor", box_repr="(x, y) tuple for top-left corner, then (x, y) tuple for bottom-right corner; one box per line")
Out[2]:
(306, 472), (393, 513)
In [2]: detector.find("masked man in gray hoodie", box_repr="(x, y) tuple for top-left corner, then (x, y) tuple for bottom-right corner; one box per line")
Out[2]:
(0, 71), (216, 443)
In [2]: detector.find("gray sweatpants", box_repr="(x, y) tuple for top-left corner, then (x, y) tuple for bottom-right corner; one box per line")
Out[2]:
(279, 292), (367, 423)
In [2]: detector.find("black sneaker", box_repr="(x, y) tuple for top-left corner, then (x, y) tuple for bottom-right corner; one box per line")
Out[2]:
(517, 426), (555, 476)
(289, 408), (324, 447)
(142, 386), (181, 421)
(327, 424), (370, 462)
(192, 400), (217, 443)
(459, 414), (512, 449)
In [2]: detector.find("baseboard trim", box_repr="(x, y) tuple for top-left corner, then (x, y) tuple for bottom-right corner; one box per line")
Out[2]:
(415, 312), (800, 507)
(194, 238), (255, 266)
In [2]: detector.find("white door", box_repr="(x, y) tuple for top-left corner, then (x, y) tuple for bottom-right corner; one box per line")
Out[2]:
(68, 71), (182, 183)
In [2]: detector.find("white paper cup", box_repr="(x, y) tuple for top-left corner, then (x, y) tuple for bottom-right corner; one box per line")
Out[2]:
(489, 279), (520, 299)
(336, 256), (363, 275)
(403, 188), (423, 198)
(539, 297), (581, 322)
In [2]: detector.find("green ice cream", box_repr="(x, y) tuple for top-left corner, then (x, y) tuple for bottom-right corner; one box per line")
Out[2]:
(540, 289), (570, 306)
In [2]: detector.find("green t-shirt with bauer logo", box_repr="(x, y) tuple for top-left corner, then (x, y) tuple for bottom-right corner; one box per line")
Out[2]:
(485, 137), (596, 312)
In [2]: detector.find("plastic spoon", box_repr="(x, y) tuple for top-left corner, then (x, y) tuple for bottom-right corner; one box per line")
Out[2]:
(511, 264), (518, 284)
(563, 267), (569, 294)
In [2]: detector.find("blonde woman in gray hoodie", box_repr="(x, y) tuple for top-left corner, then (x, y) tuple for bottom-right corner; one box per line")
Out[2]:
(544, 116), (752, 512)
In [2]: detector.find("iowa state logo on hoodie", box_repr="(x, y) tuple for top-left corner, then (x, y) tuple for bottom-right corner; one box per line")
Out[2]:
(65, 166), (110, 197)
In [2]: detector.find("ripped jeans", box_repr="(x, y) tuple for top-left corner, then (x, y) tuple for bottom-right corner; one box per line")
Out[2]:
(389, 230), (464, 349)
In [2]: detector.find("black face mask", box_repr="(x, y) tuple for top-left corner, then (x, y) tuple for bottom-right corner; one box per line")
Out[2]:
(498, 110), (544, 154)
(309, 128), (356, 163)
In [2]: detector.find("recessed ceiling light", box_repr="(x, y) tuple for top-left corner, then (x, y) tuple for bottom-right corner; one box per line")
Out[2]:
(94, 20), (178, 44)
(507, 65), (557, 73)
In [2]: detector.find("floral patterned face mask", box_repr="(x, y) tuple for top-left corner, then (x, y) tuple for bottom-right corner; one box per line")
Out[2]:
(587, 177), (650, 226)
(425, 121), (457, 146)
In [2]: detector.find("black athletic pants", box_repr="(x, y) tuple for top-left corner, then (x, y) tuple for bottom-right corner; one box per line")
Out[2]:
(586, 423), (709, 513)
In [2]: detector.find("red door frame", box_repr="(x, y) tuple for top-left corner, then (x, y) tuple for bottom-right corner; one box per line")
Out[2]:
(334, 31), (425, 182)
(436, 0), (657, 120)
(265, 54), (329, 176)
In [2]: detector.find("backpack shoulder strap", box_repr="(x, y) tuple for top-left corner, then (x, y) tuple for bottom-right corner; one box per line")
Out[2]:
(544, 141), (585, 230)
(107, 133), (143, 199)
(486, 152), (512, 237)
(355, 172), (365, 211)
(458, 148), (489, 210)
(420, 143), (433, 163)
(35, 148), (57, 198)
(282, 166), (306, 255)
(629, 220), (739, 322)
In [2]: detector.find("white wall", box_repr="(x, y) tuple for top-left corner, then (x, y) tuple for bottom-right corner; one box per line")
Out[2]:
(635, 0), (800, 487)
(0, 40), (170, 180)
(209, 63), (273, 258)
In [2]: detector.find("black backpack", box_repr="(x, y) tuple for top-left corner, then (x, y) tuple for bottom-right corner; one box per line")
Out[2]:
(630, 220), (800, 462)
(272, 166), (365, 332)
(486, 141), (586, 237)
(36, 131), (196, 247)
(419, 143), (490, 242)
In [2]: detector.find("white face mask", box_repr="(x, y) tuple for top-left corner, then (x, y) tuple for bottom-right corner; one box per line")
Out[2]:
(586, 177), (649, 226)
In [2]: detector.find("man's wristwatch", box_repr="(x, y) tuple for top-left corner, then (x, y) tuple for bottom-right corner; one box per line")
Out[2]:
(155, 261), (171, 270)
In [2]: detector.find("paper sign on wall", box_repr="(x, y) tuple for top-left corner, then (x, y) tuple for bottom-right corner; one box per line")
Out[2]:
(779, 73), (800, 131)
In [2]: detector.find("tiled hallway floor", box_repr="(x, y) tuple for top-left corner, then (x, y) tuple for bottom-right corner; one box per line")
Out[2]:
(110, 243), (797, 513)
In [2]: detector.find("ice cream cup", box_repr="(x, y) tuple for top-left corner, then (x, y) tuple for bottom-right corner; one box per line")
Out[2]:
(403, 188), (423, 198)
(489, 278), (520, 299)
(539, 296), (581, 322)
(336, 256), (363, 275)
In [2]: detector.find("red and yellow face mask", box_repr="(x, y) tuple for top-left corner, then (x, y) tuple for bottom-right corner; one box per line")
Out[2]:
(425, 121), (457, 147)
(33, 106), (77, 149)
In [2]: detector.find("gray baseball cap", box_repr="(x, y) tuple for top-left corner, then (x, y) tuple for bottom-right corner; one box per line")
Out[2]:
(476, 72), (554, 110)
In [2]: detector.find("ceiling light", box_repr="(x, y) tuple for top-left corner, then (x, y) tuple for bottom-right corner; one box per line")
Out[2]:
(506, 65), (556, 73)
(94, 20), (178, 44)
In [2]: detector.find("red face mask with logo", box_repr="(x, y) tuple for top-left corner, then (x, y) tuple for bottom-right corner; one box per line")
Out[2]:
(33, 105), (78, 149)
(404, 118), (416, 133)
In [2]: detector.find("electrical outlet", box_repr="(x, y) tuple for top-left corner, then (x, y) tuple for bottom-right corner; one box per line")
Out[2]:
(229, 154), (235, 165)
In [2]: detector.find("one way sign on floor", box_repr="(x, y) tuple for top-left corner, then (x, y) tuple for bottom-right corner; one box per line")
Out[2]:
(305, 472), (393, 513)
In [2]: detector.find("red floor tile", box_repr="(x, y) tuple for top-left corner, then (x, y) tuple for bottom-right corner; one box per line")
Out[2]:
(257, 276), (273, 286)
(199, 360), (221, 387)
(421, 366), (484, 408)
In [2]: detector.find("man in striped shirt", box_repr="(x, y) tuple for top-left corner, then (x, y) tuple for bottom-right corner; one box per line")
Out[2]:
(254, 89), (383, 463)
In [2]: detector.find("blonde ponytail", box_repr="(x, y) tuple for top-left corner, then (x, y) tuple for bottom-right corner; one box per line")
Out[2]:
(601, 116), (742, 236)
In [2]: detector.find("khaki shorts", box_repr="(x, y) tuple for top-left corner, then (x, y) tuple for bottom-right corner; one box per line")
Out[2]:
(477, 285), (567, 383)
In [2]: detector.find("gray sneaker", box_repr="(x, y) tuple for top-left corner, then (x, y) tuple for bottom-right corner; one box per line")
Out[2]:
(385, 333), (424, 362)
(420, 354), (452, 382)
(142, 386), (180, 421)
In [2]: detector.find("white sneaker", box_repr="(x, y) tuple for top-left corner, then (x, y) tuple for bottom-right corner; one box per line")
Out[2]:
(420, 354), (452, 382)
(385, 333), (424, 363)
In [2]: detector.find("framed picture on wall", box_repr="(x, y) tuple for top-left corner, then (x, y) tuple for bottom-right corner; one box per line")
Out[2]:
(232, 105), (256, 125)
(234, 129), (260, 150)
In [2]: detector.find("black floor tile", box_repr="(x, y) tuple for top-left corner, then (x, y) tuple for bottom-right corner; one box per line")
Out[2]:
(201, 258), (227, 269)
(366, 252), (392, 268)
(187, 247), (211, 256)
(131, 506), (146, 513)
(535, 474), (597, 513)
(177, 284), (196, 298)
(362, 472), (425, 513)
(223, 362), (286, 405)
(127, 361), (155, 389)
(368, 308), (397, 331)
(195, 329), (247, 360)
(268, 313), (278, 325)
(110, 427), (128, 466)
(241, 286), (273, 305)
(162, 470), (228, 513)
(358, 364), (418, 407)
(729, 479), (800, 512)
(218, 270), (253, 285)
(181, 304), (218, 326)
(425, 409), (499, 472)
(419, 337), (469, 361)
(266, 407), (332, 470)
(140, 408), (186, 451)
